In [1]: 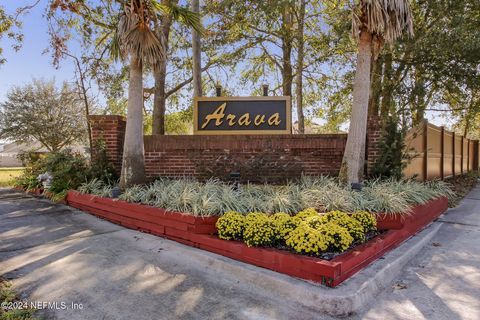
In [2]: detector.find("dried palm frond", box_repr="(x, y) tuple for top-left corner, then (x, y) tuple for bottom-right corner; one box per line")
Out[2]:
(110, 0), (202, 67)
(352, 0), (414, 44)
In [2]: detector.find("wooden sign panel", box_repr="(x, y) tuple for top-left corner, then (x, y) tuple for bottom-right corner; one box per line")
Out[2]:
(194, 96), (291, 135)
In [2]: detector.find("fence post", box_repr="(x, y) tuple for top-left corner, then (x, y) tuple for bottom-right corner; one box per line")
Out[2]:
(440, 126), (445, 180)
(476, 140), (480, 171)
(467, 139), (470, 172)
(461, 136), (464, 174)
(452, 132), (456, 178)
(423, 121), (428, 181)
(476, 141), (480, 171)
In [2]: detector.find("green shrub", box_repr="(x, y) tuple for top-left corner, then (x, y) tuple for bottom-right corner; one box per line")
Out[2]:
(370, 118), (407, 180)
(88, 140), (118, 184)
(13, 172), (41, 190)
(14, 149), (88, 195)
(216, 211), (245, 240)
(243, 213), (276, 247)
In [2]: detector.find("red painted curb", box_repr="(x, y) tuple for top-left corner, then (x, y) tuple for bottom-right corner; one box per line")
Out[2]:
(66, 190), (448, 287)
(376, 197), (448, 230)
(66, 191), (218, 235)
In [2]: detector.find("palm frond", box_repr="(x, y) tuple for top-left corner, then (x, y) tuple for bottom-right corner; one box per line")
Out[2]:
(352, 0), (414, 44)
(150, 0), (203, 34)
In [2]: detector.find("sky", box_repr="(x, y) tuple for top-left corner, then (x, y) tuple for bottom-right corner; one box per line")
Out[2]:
(0, 0), (82, 101)
(0, 0), (453, 129)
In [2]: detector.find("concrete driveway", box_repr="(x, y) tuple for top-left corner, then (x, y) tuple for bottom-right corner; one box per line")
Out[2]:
(1, 186), (479, 319)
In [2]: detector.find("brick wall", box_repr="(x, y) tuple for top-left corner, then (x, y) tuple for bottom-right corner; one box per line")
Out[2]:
(143, 134), (347, 183)
(89, 115), (382, 183)
(89, 115), (126, 175)
(366, 115), (382, 175)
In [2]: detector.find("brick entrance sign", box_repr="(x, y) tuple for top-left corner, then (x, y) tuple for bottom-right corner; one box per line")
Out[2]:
(89, 115), (382, 183)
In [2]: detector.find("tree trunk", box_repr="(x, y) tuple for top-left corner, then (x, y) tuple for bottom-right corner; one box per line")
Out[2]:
(412, 66), (426, 126)
(380, 52), (393, 117)
(152, 1), (176, 135)
(192, 0), (202, 97)
(295, 0), (306, 134)
(340, 30), (372, 185)
(368, 54), (382, 117)
(281, 6), (293, 97)
(120, 56), (146, 188)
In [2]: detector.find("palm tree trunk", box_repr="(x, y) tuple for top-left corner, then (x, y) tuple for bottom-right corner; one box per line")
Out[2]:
(295, 0), (306, 133)
(340, 30), (373, 184)
(191, 0), (202, 97)
(121, 56), (146, 188)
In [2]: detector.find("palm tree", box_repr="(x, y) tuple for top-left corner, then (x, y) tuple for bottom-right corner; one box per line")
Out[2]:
(340, 0), (413, 185)
(112, 0), (201, 188)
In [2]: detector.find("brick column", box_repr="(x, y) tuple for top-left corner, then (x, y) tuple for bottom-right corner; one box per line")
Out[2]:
(89, 115), (126, 175)
(365, 115), (382, 176)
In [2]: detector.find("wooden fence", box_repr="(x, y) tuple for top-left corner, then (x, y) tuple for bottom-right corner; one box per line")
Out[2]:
(403, 121), (480, 181)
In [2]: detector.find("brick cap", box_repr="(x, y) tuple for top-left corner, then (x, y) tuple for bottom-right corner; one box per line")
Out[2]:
(89, 115), (126, 121)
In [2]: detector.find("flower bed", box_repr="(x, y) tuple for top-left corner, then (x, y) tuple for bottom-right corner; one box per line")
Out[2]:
(375, 196), (448, 230)
(66, 189), (448, 287)
(66, 191), (218, 236)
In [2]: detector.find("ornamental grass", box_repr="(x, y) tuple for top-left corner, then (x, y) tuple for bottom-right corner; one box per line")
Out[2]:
(77, 175), (453, 217)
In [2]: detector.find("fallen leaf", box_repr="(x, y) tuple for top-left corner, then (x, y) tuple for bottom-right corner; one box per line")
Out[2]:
(393, 282), (408, 290)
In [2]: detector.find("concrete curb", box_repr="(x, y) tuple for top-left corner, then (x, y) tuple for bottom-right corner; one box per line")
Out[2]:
(132, 220), (442, 317)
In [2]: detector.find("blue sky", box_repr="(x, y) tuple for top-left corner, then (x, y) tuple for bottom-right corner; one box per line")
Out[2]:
(0, 0), (451, 128)
(0, 0), (79, 101)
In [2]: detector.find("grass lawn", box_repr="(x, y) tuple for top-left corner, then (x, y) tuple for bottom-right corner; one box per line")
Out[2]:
(0, 278), (36, 319)
(0, 168), (24, 187)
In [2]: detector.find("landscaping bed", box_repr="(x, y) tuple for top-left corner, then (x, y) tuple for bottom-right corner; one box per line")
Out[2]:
(65, 189), (448, 287)
(66, 191), (218, 237)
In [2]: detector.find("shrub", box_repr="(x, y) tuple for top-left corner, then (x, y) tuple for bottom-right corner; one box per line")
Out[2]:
(243, 213), (276, 247)
(317, 223), (354, 252)
(285, 222), (328, 255)
(370, 117), (407, 180)
(14, 149), (88, 196)
(351, 211), (377, 233)
(216, 211), (245, 240)
(88, 140), (118, 184)
(13, 172), (41, 190)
